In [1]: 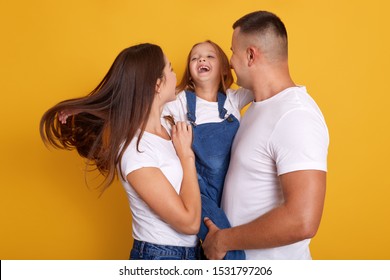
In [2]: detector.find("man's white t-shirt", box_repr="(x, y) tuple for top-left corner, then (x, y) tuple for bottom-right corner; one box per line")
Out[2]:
(222, 86), (329, 259)
(119, 128), (198, 247)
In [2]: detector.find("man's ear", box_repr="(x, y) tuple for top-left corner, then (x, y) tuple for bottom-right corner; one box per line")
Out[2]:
(247, 47), (256, 66)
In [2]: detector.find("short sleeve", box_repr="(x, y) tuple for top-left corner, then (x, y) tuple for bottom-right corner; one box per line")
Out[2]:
(120, 141), (159, 182)
(270, 109), (329, 175)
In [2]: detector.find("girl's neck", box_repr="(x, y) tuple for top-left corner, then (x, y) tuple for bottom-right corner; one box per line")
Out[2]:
(194, 83), (219, 102)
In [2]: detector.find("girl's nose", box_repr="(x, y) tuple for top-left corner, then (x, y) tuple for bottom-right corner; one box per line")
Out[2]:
(198, 57), (206, 62)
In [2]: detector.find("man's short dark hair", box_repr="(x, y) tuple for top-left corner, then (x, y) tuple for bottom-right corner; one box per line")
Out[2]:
(233, 11), (288, 40)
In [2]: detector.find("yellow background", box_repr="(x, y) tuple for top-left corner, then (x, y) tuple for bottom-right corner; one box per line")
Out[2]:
(1, 0), (389, 260)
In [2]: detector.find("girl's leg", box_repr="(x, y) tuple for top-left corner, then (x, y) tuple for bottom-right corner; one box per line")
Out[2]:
(199, 194), (246, 260)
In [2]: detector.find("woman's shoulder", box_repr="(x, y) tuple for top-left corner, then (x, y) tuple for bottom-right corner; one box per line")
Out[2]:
(122, 132), (166, 163)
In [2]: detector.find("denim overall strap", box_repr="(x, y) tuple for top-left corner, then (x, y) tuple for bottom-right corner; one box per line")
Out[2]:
(186, 91), (228, 124)
(217, 92), (228, 119)
(185, 90), (197, 124)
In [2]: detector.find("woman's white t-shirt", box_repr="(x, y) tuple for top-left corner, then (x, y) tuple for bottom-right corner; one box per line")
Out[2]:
(119, 129), (198, 247)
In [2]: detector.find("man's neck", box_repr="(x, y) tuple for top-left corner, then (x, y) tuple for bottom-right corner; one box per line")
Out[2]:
(252, 66), (295, 102)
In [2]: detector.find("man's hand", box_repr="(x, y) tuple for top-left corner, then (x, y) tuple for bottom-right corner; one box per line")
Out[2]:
(202, 218), (226, 260)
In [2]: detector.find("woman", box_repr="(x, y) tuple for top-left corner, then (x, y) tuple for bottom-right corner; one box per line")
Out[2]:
(40, 43), (201, 260)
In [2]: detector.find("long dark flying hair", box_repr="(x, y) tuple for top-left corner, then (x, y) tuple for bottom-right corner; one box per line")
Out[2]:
(40, 43), (166, 191)
(176, 40), (234, 94)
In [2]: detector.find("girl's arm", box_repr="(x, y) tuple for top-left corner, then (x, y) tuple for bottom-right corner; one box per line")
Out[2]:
(127, 122), (201, 235)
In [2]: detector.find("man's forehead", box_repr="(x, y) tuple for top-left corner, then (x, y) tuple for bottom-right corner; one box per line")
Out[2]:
(231, 28), (243, 50)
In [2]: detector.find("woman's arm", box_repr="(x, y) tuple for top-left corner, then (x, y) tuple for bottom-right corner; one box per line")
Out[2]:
(127, 122), (201, 235)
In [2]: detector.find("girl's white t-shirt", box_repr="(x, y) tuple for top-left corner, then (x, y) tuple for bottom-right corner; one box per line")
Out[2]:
(119, 129), (198, 247)
(163, 88), (253, 125)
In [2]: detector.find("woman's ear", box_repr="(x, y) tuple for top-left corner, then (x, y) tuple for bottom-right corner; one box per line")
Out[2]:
(155, 78), (161, 93)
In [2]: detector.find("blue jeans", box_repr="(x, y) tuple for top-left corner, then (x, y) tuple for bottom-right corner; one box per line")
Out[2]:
(130, 240), (201, 260)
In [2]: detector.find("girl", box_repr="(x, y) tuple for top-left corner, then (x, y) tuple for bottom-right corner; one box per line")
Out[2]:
(163, 40), (253, 260)
(40, 43), (201, 260)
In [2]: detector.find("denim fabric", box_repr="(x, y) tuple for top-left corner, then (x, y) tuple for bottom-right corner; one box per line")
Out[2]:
(186, 91), (246, 260)
(130, 240), (200, 260)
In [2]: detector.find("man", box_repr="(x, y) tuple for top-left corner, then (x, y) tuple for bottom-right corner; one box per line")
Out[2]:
(202, 11), (329, 260)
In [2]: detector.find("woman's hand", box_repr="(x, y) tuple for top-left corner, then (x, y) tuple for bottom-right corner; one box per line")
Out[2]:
(58, 109), (83, 124)
(171, 122), (194, 160)
(58, 110), (71, 124)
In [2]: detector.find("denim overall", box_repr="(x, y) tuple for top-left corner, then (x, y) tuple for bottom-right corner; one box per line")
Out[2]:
(186, 91), (246, 260)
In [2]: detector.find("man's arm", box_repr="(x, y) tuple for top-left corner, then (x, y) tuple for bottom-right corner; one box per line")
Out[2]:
(202, 170), (326, 259)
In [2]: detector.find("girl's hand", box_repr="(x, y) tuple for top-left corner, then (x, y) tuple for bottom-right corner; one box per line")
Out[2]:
(171, 122), (194, 160)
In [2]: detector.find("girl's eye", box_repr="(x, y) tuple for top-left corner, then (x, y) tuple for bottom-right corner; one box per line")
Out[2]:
(191, 57), (197, 61)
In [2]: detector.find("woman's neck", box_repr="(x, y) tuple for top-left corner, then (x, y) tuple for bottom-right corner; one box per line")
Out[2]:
(144, 106), (170, 140)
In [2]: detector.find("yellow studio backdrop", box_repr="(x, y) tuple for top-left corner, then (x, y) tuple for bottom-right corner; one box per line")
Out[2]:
(1, 0), (389, 260)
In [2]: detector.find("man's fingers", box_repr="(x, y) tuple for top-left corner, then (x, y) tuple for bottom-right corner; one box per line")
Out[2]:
(204, 217), (217, 230)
